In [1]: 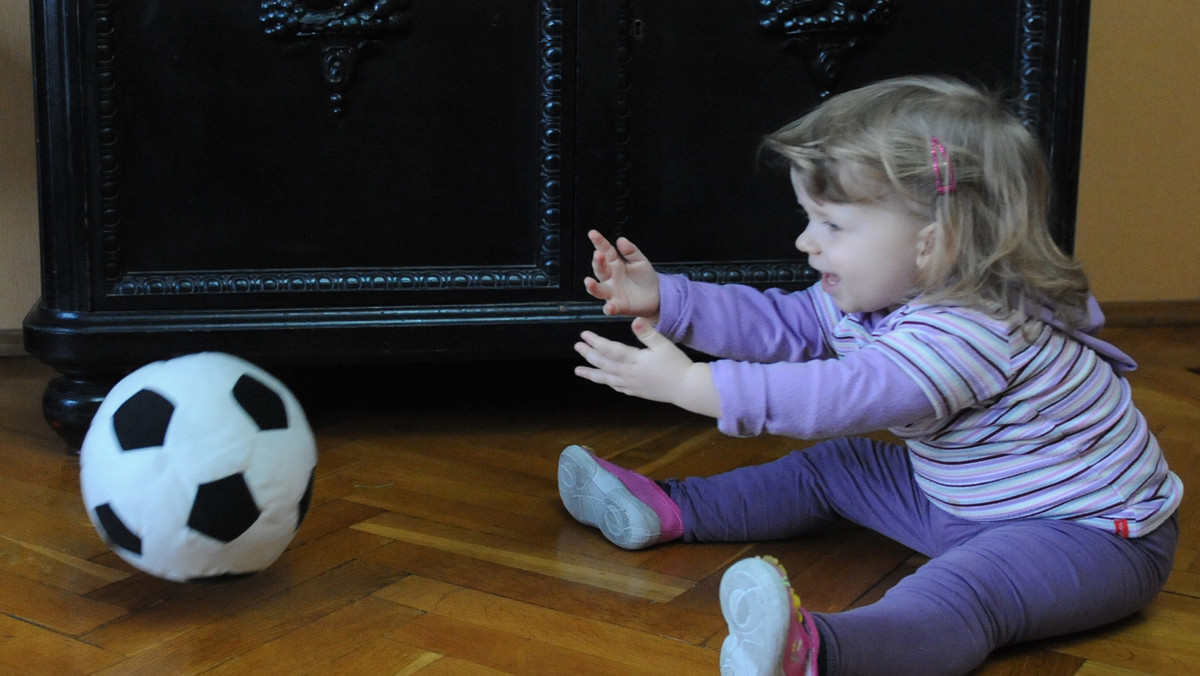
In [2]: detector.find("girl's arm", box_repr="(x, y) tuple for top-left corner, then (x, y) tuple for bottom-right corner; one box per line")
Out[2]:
(710, 347), (937, 439)
(573, 319), (934, 437)
(656, 274), (838, 363)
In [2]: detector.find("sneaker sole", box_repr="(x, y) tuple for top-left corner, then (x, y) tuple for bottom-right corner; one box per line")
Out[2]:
(719, 557), (791, 676)
(557, 444), (661, 550)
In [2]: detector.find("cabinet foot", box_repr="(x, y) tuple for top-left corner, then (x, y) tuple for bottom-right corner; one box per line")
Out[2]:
(42, 375), (118, 451)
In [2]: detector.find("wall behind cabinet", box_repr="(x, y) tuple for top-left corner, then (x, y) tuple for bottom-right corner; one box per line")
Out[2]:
(1, 1), (39, 346)
(1073, 0), (1200, 302)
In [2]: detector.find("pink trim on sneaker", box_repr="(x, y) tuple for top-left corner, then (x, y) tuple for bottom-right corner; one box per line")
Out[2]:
(590, 453), (684, 542)
(786, 607), (820, 676)
(766, 555), (819, 676)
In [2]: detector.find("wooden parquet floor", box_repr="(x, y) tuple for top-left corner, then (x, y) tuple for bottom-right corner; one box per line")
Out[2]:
(1, 325), (1199, 674)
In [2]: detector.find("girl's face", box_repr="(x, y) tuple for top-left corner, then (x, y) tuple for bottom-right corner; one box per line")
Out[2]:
(791, 168), (933, 314)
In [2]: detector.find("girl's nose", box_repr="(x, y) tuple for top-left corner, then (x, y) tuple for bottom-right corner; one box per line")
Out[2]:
(795, 227), (816, 254)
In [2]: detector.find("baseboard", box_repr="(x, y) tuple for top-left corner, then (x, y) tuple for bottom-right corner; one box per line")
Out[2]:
(1100, 301), (1200, 328)
(0, 330), (26, 357)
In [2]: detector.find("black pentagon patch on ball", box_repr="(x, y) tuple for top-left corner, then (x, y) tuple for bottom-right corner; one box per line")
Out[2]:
(93, 503), (142, 555)
(187, 473), (261, 543)
(232, 374), (288, 431)
(112, 389), (175, 451)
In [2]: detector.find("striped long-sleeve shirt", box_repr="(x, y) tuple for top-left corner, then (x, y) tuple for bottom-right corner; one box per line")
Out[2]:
(656, 274), (1182, 538)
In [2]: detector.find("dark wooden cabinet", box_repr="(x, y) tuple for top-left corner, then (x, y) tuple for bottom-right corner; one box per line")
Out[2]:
(24, 0), (1090, 446)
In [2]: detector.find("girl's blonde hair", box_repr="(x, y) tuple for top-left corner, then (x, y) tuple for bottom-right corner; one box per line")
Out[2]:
(762, 75), (1090, 328)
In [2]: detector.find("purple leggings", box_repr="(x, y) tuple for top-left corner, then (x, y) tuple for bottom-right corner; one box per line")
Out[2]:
(663, 436), (1177, 676)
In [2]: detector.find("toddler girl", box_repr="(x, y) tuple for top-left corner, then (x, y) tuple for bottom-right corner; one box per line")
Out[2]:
(558, 75), (1181, 676)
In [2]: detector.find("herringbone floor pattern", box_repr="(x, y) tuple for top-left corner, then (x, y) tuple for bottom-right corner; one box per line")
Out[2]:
(1, 324), (1197, 674)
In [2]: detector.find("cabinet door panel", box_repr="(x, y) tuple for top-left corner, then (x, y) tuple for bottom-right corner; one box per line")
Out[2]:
(94, 1), (570, 308)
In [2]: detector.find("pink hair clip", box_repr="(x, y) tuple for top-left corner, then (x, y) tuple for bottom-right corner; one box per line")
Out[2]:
(931, 136), (956, 195)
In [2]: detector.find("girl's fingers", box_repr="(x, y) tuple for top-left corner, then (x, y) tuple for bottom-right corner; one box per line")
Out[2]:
(592, 248), (608, 279)
(630, 317), (664, 346)
(576, 331), (637, 368)
(615, 237), (642, 262)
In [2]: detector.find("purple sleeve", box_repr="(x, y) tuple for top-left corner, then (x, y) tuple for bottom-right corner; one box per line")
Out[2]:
(710, 346), (937, 439)
(656, 274), (836, 362)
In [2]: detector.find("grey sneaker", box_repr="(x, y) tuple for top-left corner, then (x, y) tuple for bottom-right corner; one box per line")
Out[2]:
(720, 556), (820, 676)
(557, 444), (663, 550)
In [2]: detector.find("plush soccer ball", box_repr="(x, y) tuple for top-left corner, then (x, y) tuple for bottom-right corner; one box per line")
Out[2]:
(79, 352), (317, 582)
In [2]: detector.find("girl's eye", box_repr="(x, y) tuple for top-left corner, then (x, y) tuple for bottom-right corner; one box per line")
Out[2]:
(825, 221), (842, 232)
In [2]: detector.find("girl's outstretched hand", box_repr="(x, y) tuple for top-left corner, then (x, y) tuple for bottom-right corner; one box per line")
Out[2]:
(583, 230), (661, 320)
(574, 318), (720, 418)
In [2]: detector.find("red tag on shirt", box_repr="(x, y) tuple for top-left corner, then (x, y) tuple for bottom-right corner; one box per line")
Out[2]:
(1114, 519), (1130, 538)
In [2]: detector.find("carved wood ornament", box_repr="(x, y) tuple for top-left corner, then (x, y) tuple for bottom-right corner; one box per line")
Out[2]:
(759, 0), (895, 97)
(260, 0), (414, 116)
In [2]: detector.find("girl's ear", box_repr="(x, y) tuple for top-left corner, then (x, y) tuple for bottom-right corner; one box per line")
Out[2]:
(915, 222), (940, 271)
